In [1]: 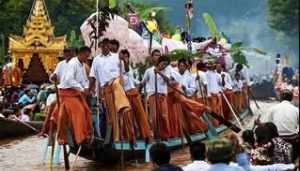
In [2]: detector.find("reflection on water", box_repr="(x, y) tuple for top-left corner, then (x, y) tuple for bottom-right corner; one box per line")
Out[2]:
(0, 136), (191, 171)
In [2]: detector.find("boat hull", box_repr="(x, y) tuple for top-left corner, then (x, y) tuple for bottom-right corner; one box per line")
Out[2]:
(0, 117), (43, 139)
(69, 109), (250, 164)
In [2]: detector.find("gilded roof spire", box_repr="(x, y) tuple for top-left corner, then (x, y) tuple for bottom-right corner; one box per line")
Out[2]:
(23, 0), (54, 47)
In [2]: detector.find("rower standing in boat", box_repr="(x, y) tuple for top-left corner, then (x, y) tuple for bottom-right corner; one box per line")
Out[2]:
(206, 61), (223, 126)
(89, 38), (133, 142)
(52, 46), (92, 145)
(217, 64), (234, 121)
(140, 56), (172, 139)
(41, 48), (74, 136)
(119, 49), (152, 141)
(174, 58), (208, 134)
(49, 48), (73, 83)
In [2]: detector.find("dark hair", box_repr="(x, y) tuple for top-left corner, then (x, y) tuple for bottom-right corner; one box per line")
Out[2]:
(99, 38), (110, 46)
(151, 49), (161, 56)
(149, 143), (171, 166)
(242, 130), (255, 147)
(178, 58), (187, 66)
(264, 122), (279, 139)
(23, 108), (31, 115)
(110, 39), (120, 48)
(207, 138), (234, 164)
(24, 89), (31, 94)
(255, 125), (272, 145)
(63, 48), (71, 53)
(197, 62), (206, 71)
(189, 142), (206, 161)
(157, 55), (170, 65)
(236, 64), (243, 71)
(79, 46), (91, 53)
(280, 90), (293, 102)
(120, 49), (130, 58)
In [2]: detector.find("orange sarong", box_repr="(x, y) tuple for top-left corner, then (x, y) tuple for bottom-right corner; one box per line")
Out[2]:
(126, 88), (151, 140)
(101, 78), (131, 141)
(52, 89), (92, 145)
(222, 90), (234, 121)
(149, 94), (170, 139)
(241, 87), (249, 110)
(233, 92), (242, 113)
(168, 85), (208, 136)
(208, 94), (223, 127)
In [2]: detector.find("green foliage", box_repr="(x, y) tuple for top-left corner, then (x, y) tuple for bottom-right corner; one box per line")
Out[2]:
(165, 49), (198, 61)
(67, 30), (84, 48)
(267, 0), (299, 37)
(229, 42), (249, 67)
(202, 13), (222, 40)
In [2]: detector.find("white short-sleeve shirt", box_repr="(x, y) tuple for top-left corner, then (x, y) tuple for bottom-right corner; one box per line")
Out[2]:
(90, 53), (121, 87)
(58, 57), (89, 91)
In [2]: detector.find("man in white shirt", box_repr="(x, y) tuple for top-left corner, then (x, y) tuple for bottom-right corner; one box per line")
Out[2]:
(231, 64), (251, 110)
(177, 58), (197, 97)
(217, 64), (235, 120)
(50, 48), (73, 83)
(141, 56), (171, 139)
(206, 62), (223, 126)
(183, 142), (210, 171)
(120, 49), (151, 141)
(51, 46), (92, 145)
(194, 62), (208, 103)
(89, 38), (132, 142)
(267, 90), (299, 160)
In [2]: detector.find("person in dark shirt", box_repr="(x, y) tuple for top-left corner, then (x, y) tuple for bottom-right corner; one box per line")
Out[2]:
(150, 143), (183, 171)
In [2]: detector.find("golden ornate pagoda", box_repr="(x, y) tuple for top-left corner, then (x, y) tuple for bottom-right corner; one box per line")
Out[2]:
(9, 0), (66, 83)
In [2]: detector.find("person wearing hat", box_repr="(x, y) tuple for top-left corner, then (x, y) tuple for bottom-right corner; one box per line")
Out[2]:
(50, 48), (73, 83)
(207, 138), (245, 171)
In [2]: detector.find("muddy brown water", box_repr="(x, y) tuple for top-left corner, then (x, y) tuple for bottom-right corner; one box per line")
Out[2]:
(0, 101), (276, 171)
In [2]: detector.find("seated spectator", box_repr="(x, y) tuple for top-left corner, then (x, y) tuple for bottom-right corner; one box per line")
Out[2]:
(18, 89), (36, 106)
(18, 108), (30, 122)
(226, 133), (251, 171)
(150, 143), (183, 171)
(241, 130), (255, 156)
(252, 126), (273, 165)
(206, 138), (245, 171)
(37, 84), (50, 110)
(183, 142), (210, 171)
(264, 122), (293, 164)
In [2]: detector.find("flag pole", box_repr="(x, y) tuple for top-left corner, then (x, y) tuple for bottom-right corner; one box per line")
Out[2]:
(96, 0), (99, 53)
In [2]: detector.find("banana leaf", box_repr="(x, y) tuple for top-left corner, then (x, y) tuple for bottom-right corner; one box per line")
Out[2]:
(202, 13), (221, 40)
(109, 0), (116, 9)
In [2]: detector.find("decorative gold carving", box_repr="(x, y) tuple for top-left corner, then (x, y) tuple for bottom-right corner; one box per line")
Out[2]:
(9, 0), (66, 73)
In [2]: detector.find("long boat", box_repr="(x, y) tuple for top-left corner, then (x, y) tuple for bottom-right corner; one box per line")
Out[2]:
(69, 108), (251, 164)
(0, 117), (43, 139)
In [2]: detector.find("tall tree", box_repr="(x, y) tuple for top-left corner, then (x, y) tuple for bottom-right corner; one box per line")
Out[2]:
(267, 0), (299, 37)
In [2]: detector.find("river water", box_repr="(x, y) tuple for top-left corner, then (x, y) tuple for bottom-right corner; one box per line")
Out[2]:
(0, 101), (277, 171)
